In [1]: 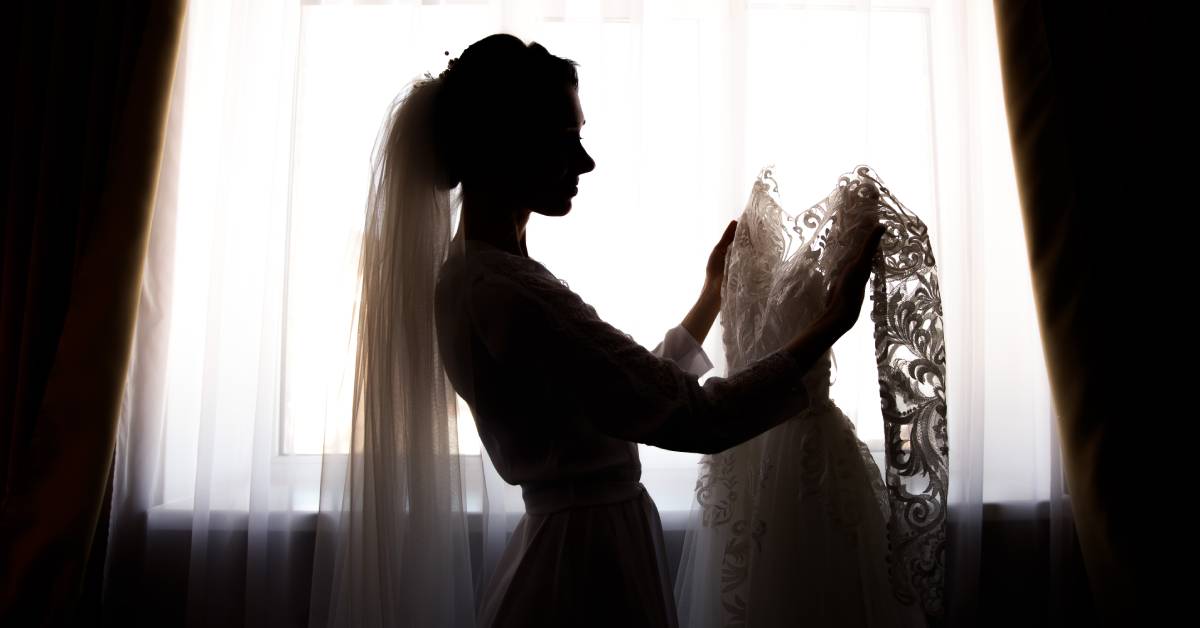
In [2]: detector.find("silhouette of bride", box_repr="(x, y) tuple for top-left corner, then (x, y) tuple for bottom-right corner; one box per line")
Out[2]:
(357, 33), (883, 627)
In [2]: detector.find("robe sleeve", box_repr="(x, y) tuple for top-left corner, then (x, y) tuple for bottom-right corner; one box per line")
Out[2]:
(468, 268), (811, 455)
(651, 324), (714, 378)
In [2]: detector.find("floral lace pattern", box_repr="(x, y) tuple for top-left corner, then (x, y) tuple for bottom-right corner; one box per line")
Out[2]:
(692, 166), (947, 622)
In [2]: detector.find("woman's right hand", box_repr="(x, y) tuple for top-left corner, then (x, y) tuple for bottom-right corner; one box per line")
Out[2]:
(823, 223), (887, 333)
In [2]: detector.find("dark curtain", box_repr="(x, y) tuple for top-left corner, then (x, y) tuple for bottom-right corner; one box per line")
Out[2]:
(0, 2), (187, 625)
(992, 2), (1163, 624)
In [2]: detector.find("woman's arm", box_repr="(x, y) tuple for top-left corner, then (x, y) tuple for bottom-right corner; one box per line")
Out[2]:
(469, 268), (811, 455)
(681, 219), (737, 344)
(680, 282), (720, 345)
(466, 224), (882, 455)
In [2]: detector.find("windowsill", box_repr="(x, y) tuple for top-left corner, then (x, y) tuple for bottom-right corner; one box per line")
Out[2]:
(145, 505), (705, 534)
(147, 497), (1066, 530)
(154, 452), (1063, 532)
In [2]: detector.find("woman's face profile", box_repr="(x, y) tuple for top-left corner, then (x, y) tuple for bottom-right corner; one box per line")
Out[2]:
(512, 85), (595, 217)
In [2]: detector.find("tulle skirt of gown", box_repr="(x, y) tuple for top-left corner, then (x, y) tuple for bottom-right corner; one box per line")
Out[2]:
(675, 399), (928, 628)
(477, 480), (679, 628)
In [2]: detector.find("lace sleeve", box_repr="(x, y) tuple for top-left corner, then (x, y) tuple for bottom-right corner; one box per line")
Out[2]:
(467, 263), (811, 455)
(807, 166), (948, 617)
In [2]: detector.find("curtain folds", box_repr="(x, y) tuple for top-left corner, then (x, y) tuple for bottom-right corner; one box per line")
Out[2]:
(1, 1), (187, 624)
(992, 1), (1144, 623)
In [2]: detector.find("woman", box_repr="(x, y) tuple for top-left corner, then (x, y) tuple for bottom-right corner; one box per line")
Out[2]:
(370, 33), (883, 627)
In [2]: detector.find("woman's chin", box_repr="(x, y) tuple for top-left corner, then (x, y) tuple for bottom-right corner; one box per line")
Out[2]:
(542, 198), (574, 216)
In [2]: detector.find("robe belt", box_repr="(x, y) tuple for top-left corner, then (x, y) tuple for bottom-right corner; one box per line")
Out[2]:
(520, 476), (646, 515)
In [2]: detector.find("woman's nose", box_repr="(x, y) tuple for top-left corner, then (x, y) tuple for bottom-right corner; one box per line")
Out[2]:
(575, 146), (596, 175)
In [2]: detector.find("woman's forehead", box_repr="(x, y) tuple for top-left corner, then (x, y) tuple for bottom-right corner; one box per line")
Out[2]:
(568, 88), (585, 128)
(517, 85), (584, 131)
(543, 86), (583, 128)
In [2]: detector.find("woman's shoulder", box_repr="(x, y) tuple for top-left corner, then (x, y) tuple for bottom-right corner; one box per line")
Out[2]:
(446, 248), (603, 332)
(446, 247), (564, 295)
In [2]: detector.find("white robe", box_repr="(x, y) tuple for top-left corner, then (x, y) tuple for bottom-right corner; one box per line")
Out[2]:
(434, 238), (815, 627)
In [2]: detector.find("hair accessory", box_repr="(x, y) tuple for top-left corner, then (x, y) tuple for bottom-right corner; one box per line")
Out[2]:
(438, 50), (460, 81)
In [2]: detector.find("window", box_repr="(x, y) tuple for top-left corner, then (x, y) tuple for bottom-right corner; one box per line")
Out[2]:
(156, 0), (1037, 518)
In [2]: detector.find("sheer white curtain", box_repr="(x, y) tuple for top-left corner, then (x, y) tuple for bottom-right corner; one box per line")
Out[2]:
(107, 0), (1071, 626)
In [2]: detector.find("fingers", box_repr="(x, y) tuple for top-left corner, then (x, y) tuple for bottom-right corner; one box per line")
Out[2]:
(708, 220), (739, 278)
(822, 222), (886, 328)
(872, 223), (886, 242)
(720, 219), (737, 246)
(714, 220), (737, 256)
(869, 224), (886, 261)
(851, 224), (886, 270)
(840, 224), (885, 297)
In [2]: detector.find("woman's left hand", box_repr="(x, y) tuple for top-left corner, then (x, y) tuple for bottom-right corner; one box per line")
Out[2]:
(705, 220), (737, 294)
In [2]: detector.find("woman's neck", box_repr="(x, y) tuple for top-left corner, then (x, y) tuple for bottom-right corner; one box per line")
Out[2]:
(462, 193), (531, 257)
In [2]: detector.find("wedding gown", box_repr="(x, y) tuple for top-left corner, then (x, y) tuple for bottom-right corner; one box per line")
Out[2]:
(674, 166), (948, 628)
(434, 237), (817, 627)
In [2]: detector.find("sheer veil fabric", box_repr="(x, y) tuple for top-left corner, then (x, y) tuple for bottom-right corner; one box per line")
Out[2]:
(308, 76), (476, 628)
(674, 166), (947, 627)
